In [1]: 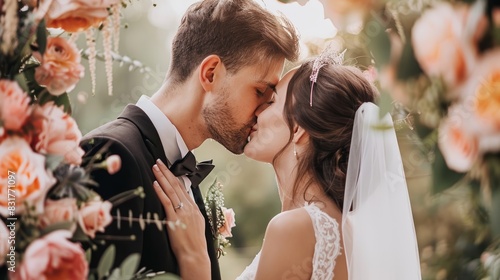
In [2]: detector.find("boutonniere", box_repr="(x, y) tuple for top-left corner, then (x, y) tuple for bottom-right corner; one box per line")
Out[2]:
(204, 179), (236, 258)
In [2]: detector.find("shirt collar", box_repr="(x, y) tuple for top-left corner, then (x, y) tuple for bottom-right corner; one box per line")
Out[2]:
(136, 95), (189, 165)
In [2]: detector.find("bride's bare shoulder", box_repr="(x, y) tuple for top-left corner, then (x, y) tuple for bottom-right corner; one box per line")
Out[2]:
(254, 208), (316, 279)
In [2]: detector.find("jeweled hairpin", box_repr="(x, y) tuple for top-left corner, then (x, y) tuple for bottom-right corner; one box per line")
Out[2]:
(309, 47), (346, 107)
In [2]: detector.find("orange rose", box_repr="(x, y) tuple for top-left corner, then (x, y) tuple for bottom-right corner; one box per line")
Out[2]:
(470, 52), (500, 130)
(33, 37), (84, 96)
(31, 102), (84, 165)
(78, 199), (113, 238)
(38, 0), (120, 32)
(10, 230), (88, 280)
(0, 80), (31, 131)
(0, 137), (55, 217)
(412, 3), (482, 89)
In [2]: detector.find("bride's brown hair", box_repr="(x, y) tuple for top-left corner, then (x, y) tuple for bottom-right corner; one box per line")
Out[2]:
(280, 60), (377, 211)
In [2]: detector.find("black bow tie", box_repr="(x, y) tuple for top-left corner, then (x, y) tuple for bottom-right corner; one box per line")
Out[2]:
(169, 151), (214, 187)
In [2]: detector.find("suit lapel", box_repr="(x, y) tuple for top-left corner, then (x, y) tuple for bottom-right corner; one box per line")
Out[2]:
(117, 105), (169, 165)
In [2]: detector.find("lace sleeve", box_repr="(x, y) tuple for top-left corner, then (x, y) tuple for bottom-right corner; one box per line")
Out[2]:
(304, 204), (342, 280)
(235, 251), (261, 280)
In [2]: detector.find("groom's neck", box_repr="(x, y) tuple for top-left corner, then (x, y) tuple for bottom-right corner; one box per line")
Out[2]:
(150, 79), (208, 151)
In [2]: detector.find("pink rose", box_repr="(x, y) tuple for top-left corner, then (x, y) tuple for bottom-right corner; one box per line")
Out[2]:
(31, 101), (84, 165)
(33, 37), (84, 96)
(218, 207), (236, 238)
(0, 80), (31, 131)
(78, 199), (113, 238)
(438, 105), (479, 173)
(106, 154), (121, 175)
(38, 0), (120, 32)
(0, 137), (55, 216)
(0, 220), (9, 265)
(10, 230), (88, 280)
(39, 198), (78, 230)
(412, 2), (482, 89)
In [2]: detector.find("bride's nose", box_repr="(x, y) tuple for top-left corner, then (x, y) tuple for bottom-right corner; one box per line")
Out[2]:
(255, 102), (269, 117)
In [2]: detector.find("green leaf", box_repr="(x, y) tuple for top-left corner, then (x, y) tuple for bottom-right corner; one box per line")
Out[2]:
(39, 221), (75, 236)
(107, 268), (121, 280)
(37, 91), (73, 114)
(365, 15), (391, 68)
(431, 147), (465, 194)
(45, 154), (64, 171)
(396, 42), (422, 80)
(85, 248), (92, 264)
(36, 20), (48, 55)
(14, 73), (29, 93)
(97, 245), (116, 279)
(378, 90), (393, 119)
(119, 253), (141, 279)
(148, 273), (181, 280)
(71, 223), (90, 242)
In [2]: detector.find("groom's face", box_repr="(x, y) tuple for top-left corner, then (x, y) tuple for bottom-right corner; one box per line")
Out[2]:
(203, 58), (284, 154)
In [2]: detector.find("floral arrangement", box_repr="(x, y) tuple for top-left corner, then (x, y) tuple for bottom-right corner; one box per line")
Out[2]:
(204, 180), (236, 258)
(0, 0), (158, 279)
(281, 0), (500, 278)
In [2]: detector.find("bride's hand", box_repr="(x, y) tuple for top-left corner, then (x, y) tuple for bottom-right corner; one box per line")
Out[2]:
(152, 159), (210, 280)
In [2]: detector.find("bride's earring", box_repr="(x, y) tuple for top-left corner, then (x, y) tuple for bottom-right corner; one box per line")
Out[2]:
(293, 143), (298, 158)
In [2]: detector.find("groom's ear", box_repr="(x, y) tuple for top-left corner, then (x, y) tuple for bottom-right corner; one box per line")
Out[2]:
(292, 126), (308, 144)
(199, 55), (224, 92)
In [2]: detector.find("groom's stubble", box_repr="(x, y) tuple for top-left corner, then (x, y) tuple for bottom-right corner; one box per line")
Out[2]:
(202, 86), (255, 154)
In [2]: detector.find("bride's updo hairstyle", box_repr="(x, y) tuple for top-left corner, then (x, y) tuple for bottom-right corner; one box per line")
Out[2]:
(282, 60), (377, 211)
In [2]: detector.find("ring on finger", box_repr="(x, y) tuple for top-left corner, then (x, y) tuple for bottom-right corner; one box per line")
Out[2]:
(175, 202), (184, 210)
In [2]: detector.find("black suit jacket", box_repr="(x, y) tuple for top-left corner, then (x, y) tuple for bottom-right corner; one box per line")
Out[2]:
(80, 105), (221, 279)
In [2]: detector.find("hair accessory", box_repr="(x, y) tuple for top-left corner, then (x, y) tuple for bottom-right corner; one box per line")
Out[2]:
(309, 47), (346, 107)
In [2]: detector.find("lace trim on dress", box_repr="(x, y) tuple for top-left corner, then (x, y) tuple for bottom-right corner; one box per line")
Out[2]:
(304, 203), (342, 280)
(236, 204), (341, 280)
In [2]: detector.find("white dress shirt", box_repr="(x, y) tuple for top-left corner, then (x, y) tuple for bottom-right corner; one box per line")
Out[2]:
(136, 95), (194, 200)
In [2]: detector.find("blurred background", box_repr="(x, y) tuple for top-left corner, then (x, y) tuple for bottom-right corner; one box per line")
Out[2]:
(69, 0), (500, 279)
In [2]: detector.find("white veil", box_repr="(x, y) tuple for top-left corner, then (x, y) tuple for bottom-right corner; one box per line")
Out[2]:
(341, 102), (421, 279)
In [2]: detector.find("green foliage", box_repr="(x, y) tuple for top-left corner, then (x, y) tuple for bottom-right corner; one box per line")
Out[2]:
(98, 245), (116, 279)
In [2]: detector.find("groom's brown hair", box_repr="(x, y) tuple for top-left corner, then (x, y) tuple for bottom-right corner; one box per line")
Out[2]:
(168, 0), (299, 83)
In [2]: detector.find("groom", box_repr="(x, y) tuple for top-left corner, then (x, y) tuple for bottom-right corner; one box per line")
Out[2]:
(80, 0), (299, 278)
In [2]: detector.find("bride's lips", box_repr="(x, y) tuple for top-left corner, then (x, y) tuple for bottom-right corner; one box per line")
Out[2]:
(247, 126), (258, 141)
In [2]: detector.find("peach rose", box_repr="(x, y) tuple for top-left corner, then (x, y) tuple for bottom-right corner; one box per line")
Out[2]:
(39, 0), (120, 32)
(78, 199), (113, 238)
(412, 2), (481, 89)
(31, 102), (84, 165)
(39, 198), (78, 230)
(438, 105), (479, 173)
(218, 207), (236, 238)
(0, 80), (31, 132)
(106, 154), (121, 175)
(10, 230), (88, 280)
(33, 37), (84, 96)
(0, 137), (55, 217)
(469, 51), (500, 130)
(0, 220), (9, 265)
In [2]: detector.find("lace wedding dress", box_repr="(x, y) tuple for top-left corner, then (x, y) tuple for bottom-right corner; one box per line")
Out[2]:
(236, 203), (342, 280)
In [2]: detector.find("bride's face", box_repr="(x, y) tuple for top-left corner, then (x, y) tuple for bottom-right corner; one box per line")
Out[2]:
(244, 70), (296, 163)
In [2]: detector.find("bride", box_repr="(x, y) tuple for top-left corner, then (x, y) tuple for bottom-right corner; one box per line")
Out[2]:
(152, 56), (421, 279)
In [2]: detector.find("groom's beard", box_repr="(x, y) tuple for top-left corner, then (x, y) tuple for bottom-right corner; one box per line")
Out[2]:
(203, 96), (254, 155)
